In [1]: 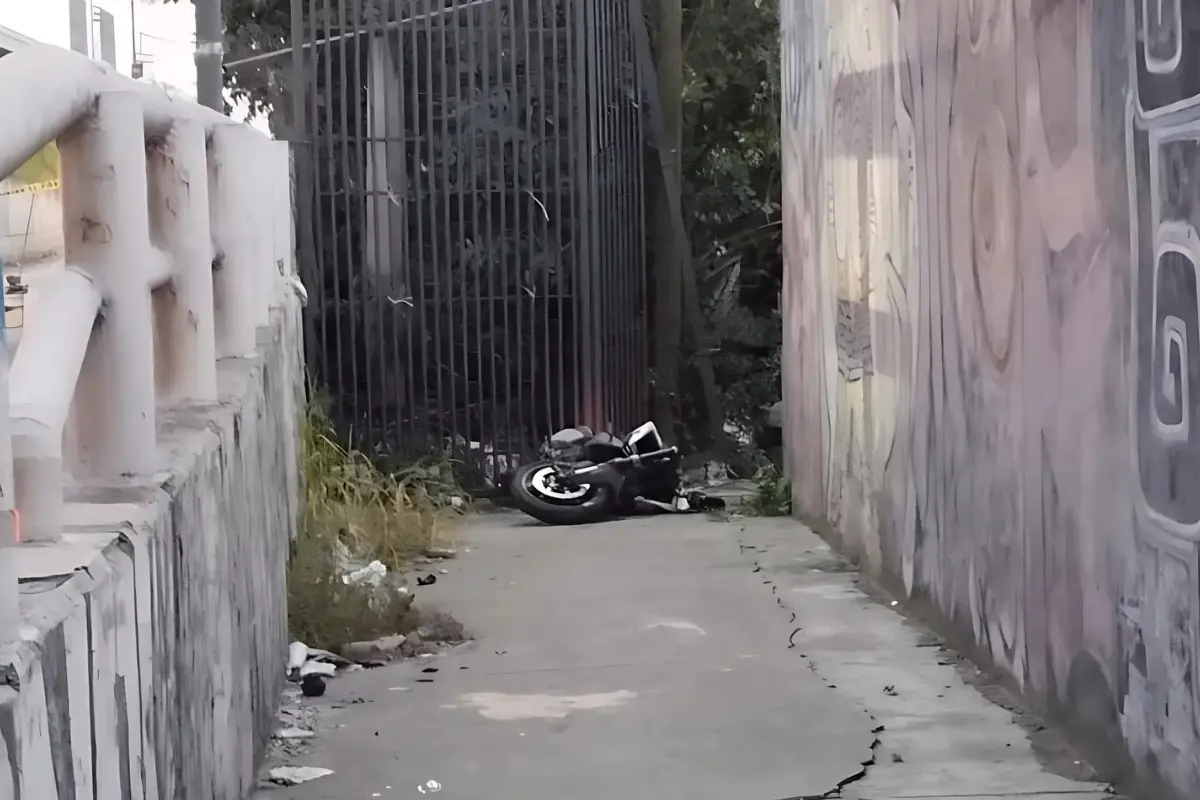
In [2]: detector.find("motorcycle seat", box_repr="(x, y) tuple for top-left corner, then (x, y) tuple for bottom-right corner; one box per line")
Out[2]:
(586, 431), (625, 450)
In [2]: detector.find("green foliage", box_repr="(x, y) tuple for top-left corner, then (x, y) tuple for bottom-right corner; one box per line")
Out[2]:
(744, 463), (792, 517)
(681, 0), (783, 436)
(164, 0), (290, 120)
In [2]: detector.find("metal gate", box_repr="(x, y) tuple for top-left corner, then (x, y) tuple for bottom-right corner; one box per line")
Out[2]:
(290, 0), (647, 484)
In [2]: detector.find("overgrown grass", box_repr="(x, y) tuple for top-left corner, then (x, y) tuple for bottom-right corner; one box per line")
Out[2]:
(743, 463), (792, 517)
(287, 402), (464, 651)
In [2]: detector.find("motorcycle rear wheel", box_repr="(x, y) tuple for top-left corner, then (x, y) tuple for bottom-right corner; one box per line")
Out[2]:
(509, 461), (614, 525)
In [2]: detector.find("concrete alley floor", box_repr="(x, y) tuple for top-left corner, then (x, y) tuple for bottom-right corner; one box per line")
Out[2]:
(262, 512), (1118, 800)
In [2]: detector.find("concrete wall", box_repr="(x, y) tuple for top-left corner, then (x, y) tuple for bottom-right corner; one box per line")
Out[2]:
(0, 185), (63, 263)
(780, 0), (1200, 795)
(0, 301), (302, 799)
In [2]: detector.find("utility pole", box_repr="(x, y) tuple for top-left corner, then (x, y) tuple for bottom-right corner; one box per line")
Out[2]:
(652, 0), (683, 442)
(193, 0), (224, 111)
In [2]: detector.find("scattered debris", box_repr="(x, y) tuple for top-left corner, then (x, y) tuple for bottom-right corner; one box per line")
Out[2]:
(343, 559), (389, 587)
(288, 641), (361, 681)
(268, 766), (333, 786)
(274, 727), (315, 740)
(417, 574), (438, 586)
(332, 541), (415, 613)
(417, 779), (443, 794)
(341, 634), (408, 665)
(299, 660), (337, 678)
(424, 546), (458, 559)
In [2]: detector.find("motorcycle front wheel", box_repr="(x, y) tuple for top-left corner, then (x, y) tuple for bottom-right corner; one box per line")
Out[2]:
(509, 461), (614, 525)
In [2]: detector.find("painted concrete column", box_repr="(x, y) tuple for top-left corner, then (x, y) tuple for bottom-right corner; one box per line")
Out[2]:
(9, 268), (102, 542)
(272, 140), (293, 290)
(0, 301), (16, 643)
(148, 119), (218, 402)
(254, 136), (276, 321)
(59, 91), (158, 479)
(209, 124), (259, 358)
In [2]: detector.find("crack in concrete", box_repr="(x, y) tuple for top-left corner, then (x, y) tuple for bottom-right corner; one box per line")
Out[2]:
(737, 524), (1123, 800)
(748, 548), (883, 800)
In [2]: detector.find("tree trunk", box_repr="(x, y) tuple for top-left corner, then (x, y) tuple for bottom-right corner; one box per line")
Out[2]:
(652, 0), (684, 442)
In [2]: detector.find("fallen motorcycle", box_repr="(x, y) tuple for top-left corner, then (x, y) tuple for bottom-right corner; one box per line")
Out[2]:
(506, 421), (722, 525)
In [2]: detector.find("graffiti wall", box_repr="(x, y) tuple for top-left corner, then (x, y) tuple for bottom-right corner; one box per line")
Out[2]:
(781, 0), (1200, 793)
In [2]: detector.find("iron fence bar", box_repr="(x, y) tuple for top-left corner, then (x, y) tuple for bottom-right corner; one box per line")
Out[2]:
(467, 0), (485, 469)
(550, 0), (566, 433)
(482, 0), (500, 473)
(512, 0), (528, 453)
(335, 0), (360, 440)
(417, 0), (437, 451)
(290, 0), (316, 379)
(496, 0), (513, 460)
(365, 0), (390, 451)
(572, 0), (590, 428)
(320, 0), (345, 432)
(533, 0), (550, 437)
(349, 0), (372, 447)
(437, 0), (458, 455)
(632, 0), (648, 423)
(619, 0), (638, 429)
(452, 0), (471, 464)
(594, 0), (609, 430)
(607, 0), (622, 430)
(310, 0), (332, 403)
(586, 0), (601, 429)
(397, 0), (418, 452)
(608, 0), (626, 430)
(625, 0), (640, 427)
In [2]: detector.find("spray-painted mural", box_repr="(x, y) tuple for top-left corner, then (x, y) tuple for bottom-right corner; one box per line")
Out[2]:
(781, 0), (1200, 794)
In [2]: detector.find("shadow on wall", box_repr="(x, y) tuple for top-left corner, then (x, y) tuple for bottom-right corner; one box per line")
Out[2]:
(780, 0), (1200, 796)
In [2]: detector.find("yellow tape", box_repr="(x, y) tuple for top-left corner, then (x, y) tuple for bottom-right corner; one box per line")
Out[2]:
(0, 179), (61, 196)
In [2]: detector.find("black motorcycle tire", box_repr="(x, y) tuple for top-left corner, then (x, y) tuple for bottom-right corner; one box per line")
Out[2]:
(509, 461), (614, 525)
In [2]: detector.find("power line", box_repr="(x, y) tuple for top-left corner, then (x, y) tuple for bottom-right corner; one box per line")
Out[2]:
(224, 0), (497, 70)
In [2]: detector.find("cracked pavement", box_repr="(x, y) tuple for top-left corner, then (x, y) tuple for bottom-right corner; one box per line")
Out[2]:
(262, 512), (1118, 800)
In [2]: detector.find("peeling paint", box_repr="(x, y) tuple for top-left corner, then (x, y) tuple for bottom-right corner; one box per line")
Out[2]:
(0, 301), (302, 798)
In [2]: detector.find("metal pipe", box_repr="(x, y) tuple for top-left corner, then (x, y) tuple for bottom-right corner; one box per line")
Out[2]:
(0, 43), (239, 182)
(9, 266), (102, 543)
(9, 268), (103, 439)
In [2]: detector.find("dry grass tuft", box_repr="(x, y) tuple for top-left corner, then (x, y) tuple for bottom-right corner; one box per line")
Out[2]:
(287, 400), (464, 651)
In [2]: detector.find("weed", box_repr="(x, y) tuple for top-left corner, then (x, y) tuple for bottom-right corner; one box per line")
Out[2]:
(287, 400), (463, 651)
(743, 463), (792, 517)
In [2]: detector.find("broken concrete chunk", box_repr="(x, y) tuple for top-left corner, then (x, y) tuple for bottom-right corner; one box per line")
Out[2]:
(341, 634), (408, 664)
(273, 727), (315, 740)
(268, 766), (333, 785)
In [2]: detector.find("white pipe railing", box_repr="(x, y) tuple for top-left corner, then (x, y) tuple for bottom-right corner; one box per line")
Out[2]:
(0, 43), (300, 643)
